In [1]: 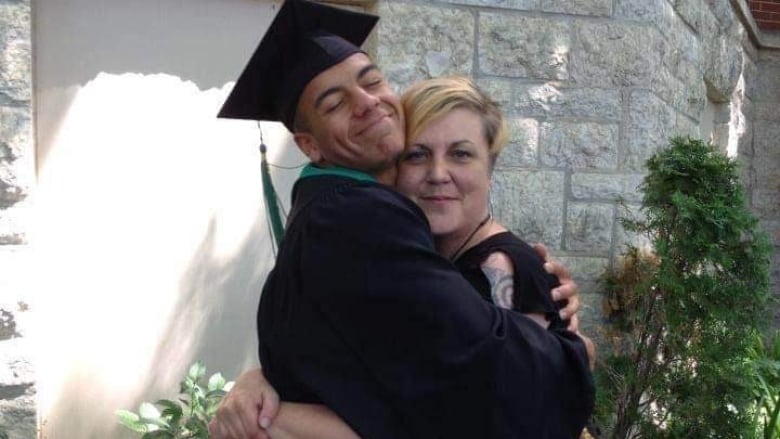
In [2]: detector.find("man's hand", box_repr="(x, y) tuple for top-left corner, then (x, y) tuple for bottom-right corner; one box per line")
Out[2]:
(532, 243), (580, 331)
(533, 243), (596, 369)
(577, 332), (596, 371)
(209, 367), (279, 439)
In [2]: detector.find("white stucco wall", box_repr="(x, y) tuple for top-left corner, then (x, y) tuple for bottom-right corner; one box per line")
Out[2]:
(33, 1), (306, 437)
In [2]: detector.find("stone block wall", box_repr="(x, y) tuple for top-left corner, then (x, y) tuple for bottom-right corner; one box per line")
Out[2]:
(0, 0), (35, 437)
(373, 0), (777, 336)
(752, 50), (780, 321)
(0, 0), (776, 435)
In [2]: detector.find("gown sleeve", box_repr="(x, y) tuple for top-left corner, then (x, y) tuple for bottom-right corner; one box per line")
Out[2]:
(501, 239), (565, 324)
(298, 183), (593, 438)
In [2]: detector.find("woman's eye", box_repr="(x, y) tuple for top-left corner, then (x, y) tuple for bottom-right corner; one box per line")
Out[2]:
(452, 149), (473, 160)
(402, 149), (427, 162)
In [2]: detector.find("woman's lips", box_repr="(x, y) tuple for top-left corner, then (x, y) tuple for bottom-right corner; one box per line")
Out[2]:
(419, 195), (457, 206)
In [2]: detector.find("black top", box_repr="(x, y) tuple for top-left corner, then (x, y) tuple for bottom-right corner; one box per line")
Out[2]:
(257, 174), (594, 438)
(454, 231), (566, 328)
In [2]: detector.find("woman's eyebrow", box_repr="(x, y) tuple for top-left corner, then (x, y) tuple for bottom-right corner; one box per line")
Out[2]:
(451, 140), (475, 147)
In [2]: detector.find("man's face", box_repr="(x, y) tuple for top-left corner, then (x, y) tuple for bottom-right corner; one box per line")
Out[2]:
(293, 53), (405, 174)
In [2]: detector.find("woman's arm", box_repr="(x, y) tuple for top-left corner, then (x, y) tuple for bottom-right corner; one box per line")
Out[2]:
(480, 251), (549, 328)
(209, 368), (277, 439)
(209, 368), (359, 439)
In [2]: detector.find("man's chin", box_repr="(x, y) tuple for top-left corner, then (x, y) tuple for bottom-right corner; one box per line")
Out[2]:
(360, 132), (402, 158)
(381, 133), (405, 155)
(364, 148), (400, 175)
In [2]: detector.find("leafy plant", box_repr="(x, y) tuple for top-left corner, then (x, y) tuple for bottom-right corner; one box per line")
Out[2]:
(116, 362), (233, 438)
(597, 137), (773, 438)
(747, 331), (780, 439)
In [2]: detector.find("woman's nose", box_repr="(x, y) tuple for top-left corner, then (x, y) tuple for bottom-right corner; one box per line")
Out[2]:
(427, 158), (451, 184)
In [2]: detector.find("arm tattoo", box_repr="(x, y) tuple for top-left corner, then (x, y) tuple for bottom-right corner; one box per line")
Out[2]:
(481, 265), (514, 309)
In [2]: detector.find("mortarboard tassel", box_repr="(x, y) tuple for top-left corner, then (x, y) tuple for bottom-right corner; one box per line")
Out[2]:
(259, 136), (285, 253)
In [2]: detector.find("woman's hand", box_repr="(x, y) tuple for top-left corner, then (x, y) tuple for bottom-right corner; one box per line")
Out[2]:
(208, 369), (359, 439)
(209, 367), (279, 439)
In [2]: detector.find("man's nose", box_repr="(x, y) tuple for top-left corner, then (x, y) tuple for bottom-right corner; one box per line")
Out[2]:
(353, 88), (380, 116)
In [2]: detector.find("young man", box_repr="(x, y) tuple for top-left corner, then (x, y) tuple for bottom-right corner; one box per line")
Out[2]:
(212, 1), (594, 437)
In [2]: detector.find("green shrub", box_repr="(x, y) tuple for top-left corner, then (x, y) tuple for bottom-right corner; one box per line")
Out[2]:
(597, 137), (773, 438)
(747, 331), (780, 439)
(116, 362), (232, 439)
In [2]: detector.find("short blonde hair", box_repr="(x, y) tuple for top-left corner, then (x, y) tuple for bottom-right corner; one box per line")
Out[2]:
(401, 76), (508, 159)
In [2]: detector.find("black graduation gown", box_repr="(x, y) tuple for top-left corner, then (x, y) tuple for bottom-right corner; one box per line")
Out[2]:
(257, 173), (594, 439)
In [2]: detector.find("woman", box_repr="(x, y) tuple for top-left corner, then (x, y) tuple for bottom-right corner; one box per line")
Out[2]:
(397, 76), (566, 331)
(210, 77), (595, 439)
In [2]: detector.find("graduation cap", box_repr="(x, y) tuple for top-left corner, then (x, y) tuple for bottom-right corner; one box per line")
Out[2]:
(218, 0), (379, 131)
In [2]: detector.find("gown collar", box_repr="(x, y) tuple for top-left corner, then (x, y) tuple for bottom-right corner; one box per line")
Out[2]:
(299, 163), (376, 183)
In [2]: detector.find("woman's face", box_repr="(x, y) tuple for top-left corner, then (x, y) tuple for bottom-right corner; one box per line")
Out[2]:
(396, 107), (492, 239)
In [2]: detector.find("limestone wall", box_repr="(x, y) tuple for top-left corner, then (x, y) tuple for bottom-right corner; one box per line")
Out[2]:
(373, 0), (779, 335)
(752, 49), (780, 319)
(0, 0), (778, 437)
(0, 0), (35, 437)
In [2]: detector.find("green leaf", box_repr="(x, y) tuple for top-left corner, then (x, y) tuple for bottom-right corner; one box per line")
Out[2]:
(155, 399), (180, 409)
(223, 381), (234, 392)
(116, 409), (140, 423)
(181, 376), (196, 394)
(115, 409), (147, 433)
(207, 372), (226, 391)
(139, 415), (171, 430)
(184, 416), (208, 434)
(188, 362), (206, 382)
(155, 399), (183, 420)
(136, 402), (172, 431)
(141, 431), (174, 439)
(138, 402), (162, 420)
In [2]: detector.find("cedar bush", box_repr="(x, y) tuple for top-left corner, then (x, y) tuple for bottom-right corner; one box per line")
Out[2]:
(597, 137), (773, 438)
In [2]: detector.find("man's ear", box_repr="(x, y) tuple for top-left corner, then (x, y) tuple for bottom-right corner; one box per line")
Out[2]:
(293, 132), (323, 164)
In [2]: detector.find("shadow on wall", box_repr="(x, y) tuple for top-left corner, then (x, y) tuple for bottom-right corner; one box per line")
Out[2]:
(33, 0), (309, 438)
(34, 72), (305, 437)
(42, 214), (278, 438)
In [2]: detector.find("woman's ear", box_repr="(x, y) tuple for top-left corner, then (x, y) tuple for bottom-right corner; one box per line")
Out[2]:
(293, 132), (323, 164)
